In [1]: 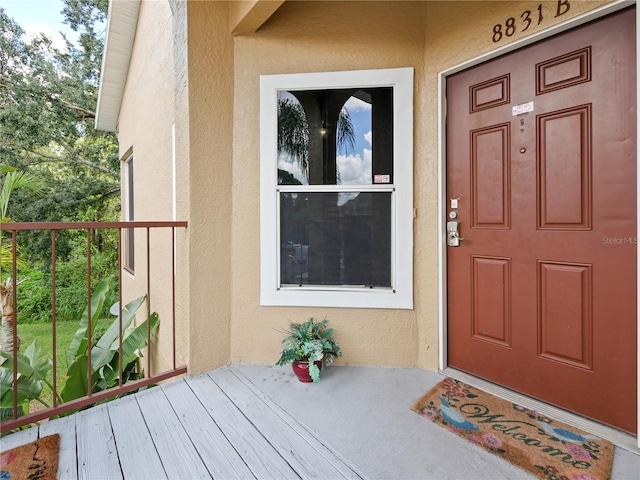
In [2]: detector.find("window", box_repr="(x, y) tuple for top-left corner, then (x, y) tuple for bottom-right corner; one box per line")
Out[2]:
(124, 153), (134, 272)
(260, 68), (413, 308)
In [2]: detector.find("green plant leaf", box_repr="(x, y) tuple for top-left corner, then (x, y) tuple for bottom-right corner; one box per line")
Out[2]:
(308, 362), (320, 382)
(0, 242), (26, 271)
(95, 363), (115, 390)
(0, 405), (24, 420)
(276, 317), (342, 371)
(59, 354), (90, 403)
(0, 170), (45, 221)
(117, 312), (159, 366)
(89, 295), (146, 371)
(0, 368), (43, 407)
(0, 343), (52, 382)
(22, 341), (53, 380)
(101, 312), (159, 388)
(68, 278), (110, 357)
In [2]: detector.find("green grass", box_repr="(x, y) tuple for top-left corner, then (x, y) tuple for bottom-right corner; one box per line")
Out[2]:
(17, 319), (110, 408)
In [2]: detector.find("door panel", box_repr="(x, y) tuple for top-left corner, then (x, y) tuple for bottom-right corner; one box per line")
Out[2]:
(446, 7), (637, 433)
(538, 106), (591, 229)
(471, 125), (511, 228)
(537, 261), (592, 369)
(471, 256), (512, 347)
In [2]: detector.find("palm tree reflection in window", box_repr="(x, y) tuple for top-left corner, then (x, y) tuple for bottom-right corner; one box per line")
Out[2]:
(277, 95), (355, 185)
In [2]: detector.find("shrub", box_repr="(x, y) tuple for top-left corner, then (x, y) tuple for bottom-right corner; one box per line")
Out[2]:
(16, 249), (118, 324)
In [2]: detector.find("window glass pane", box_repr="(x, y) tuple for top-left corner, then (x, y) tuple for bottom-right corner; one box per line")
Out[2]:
(277, 88), (393, 186)
(337, 96), (371, 185)
(277, 92), (308, 185)
(280, 191), (391, 287)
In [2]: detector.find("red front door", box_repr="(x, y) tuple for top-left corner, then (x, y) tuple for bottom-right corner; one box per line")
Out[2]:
(446, 7), (637, 433)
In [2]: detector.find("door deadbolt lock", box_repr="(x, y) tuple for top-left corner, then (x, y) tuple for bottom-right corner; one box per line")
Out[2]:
(447, 221), (464, 247)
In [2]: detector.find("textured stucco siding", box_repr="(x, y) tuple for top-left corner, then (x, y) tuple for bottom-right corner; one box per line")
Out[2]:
(117, 0), (183, 373)
(183, 1), (235, 374)
(230, 1), (425, 369)
(117, 0), (616, 376)
(228, 1), (613, 371)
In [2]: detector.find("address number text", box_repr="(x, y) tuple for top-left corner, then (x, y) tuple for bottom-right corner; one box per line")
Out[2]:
(492, 0), (571, 43)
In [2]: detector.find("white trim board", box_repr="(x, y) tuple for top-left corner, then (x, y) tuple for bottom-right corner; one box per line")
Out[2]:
(437, 0), (639, 448)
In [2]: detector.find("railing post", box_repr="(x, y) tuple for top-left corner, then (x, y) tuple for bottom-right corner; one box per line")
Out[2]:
(146, 227), (151, 377)
(86, 228), (92, 397)
(51, 230), (58, 407)
(118, 227), (123, 388)
(11, 230), (18, 420)
(172, 227), (177, 370)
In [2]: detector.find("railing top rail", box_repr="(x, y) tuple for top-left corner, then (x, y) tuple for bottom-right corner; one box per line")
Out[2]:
(1, 221), (188, 231)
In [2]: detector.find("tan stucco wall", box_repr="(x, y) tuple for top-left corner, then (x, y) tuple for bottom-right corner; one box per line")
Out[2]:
(117, 0), (186, 373)
(183, 0), (235, 374)
(116, 0), (617, 376)
(230, 2), (426, 369)
(228, 0), (615, 371)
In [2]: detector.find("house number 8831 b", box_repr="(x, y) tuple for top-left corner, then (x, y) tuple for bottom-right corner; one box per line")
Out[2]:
(492, 0), (570, 43)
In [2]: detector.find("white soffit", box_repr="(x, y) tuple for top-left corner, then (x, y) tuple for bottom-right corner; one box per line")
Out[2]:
(95, 0), (141, 132)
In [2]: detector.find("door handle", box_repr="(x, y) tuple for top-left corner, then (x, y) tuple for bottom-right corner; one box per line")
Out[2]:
(447, 221), (464, 247)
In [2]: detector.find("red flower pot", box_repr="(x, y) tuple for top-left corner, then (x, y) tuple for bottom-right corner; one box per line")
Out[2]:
(291, 360), (322, 383)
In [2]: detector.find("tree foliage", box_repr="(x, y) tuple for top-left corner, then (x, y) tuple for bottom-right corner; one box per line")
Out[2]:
(0, 0), (119, 231)
(0, 0), (119, 348)
(278, 99), (310, 179)
(0, 165), (44, 273)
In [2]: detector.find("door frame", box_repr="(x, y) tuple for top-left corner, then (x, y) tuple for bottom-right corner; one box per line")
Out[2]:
(437, 0), (640, 448)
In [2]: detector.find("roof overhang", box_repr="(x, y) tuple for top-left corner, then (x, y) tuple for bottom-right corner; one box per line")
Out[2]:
(95, 0), (141, 133)
(95, 0), (284, 133)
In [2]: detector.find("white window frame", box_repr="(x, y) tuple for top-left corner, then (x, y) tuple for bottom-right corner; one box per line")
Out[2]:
(260, 67), (414, 309)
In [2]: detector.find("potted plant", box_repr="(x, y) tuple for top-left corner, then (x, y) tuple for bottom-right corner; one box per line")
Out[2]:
(276, 317), (342, 383)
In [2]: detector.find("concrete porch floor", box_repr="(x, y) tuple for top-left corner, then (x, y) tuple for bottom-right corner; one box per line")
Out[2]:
(1, 364), (638, 479)
(235, 364), (639, 479)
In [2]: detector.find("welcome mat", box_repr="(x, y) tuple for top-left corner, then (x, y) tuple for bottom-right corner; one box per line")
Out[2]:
(412, 378), (614, 480)
(1, 434), (59, 480)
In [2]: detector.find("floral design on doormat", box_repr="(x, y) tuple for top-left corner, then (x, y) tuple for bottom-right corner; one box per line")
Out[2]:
(0, 435), (59, 480)
(412, 378), (614, 480)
